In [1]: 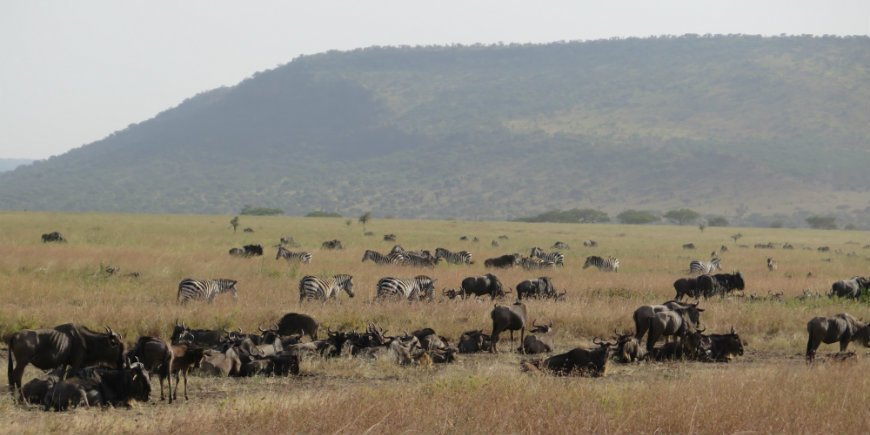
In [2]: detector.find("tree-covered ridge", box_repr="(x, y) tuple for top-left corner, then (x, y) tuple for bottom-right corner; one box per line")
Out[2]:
(0, 36), (868, 227)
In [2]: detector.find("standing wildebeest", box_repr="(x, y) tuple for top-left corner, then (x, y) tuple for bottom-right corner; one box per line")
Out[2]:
(276, 313), (319, 340)
(7, 324), (124, 395)
(526, 339), (614, 377)
(673, 277), (703, 300)
(490, 301), (527, 353)
(633, 301), (704, 344)
(644, 307), (702, 352)
(829, 276), (870, 299)
(126, 336), (172, 401)
(41, 232), (66, 243)
(806, 313), (870, 361)
(516, 277), (557, 300)
(321, 239), (343, 250)
(461, 273), (506, 299)
(484, 254), (520, 268)
(697, 272), (745, 298)
(169, 343), (205, 401)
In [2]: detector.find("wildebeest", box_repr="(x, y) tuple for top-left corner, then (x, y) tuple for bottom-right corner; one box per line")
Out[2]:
(490, 301), (527, 353)
(126, 336), (172, 401)
(582, 240), (597, 247)
(20, 376), (59, 405)
(552, 241), (570, 250)
(697, 272), (745, 298)
(829, 276), (870, 299)
(242, 244), (263, 256)
(525, 339), (614, 377)
(199, 347), (242, 377)
(483, 254), (520, 269)
(7, 324), (124, 395)
(383, 234), (397, 241)
(633, 301), (703, 348)
(707, 328), (746, 362)
(243, 227), (254, 233)
(170, 321), (223, 347)
(682, 243), (696, 250)
(46, 361), (151, 410)
(644, 306), (703, 352)
(614, 332), (646, 363)
(41, 231), (66, 243)
(461, 273), (506, 299)
(458, 330), (491, 353)
(228, 247), (245, 257)
(673, 277), (702, 300)
(321, 239), (343, 250)
(519, 335), (551, 354)
(516, 277), (557, 300)
(806, 313), (870, 361)
(168, 343), (204, 402)
(276, 313), (318, 340)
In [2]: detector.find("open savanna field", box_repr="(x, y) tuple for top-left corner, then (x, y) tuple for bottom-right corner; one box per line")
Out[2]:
(1, 211), (869, 434)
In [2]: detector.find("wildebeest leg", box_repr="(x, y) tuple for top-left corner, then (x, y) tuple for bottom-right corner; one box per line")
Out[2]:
(183, 368), (189, 400)
(172, 370), (180, 401)
(806, 336), (820, 362)
(840, 336), (850, 353)
(520, 327), (526, 354)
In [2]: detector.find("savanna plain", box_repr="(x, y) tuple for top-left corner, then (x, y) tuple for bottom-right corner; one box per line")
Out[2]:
(0, 212), (869, 434)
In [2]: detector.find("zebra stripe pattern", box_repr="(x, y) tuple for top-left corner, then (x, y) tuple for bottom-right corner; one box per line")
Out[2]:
(520, 256), (556, 270)
(530, 247), (565, 267)
(582, 256), (620, 272)
(362, 249), (405, 265)
(276, 246), (312, 264)
(299, 274), (354, 302)
(400, 253), (440, 268)
(177, 278), (238, 304)
(375, 275), (436, 301)
(434, 248), (473, 265)
(689, 258), (721, 274)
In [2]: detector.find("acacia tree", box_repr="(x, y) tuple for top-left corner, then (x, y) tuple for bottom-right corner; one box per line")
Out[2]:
(664, 209), (701, 225)
(359, 212), (371, 233)
(806, 215), (836, 230)
(230, 216), (240, 232)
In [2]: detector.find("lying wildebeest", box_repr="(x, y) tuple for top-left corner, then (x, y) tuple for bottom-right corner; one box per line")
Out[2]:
(682, 243), (696, 250)
(806, 313), (870, 362)
(458, 330), (491, 353)
(243, 227), (255, 233)
(525, 338), (614, 377)
(228, 247), (245, 257)
(829, 276), (870, 299)
(582, 240), (597, 247)
(483, 254), (520, 269)
(126, 336), (172, 401)
(519, 335), (551, 354)
(490, 301), (527, 353)
(461, 273), (506, 299)
(516, 277), (557, 300)
(46, 360), (151, 410)
(243, 244), (263, 256)
(200, 347), (242, 377)
(20, 376), (59, 405)
(614, 332), (646, 363)
(321, 239), (343, 250)
(41, 231), (66, 243)
(7, 324), (124, 395)
(707, 327), (745, 362)
(697, 272), (745, 298)
(276, 313), (319, 340)
(529, 319), (553, 334)
(383, 234), (397, 241)
(552, 241), (570, 250)
(633, 301), (703, 342)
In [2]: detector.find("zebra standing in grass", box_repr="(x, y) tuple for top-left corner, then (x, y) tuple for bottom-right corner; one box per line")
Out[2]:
(530, 247), (565, 267)
(177, 278), (238, 304)
(689, 257), (722, 275)
(276, 246), (312, 264)
(582, 256), (620, 272)
(375, 275), (436, 301)
(362, 249), (405, 265)
(298, 274), (354, 302)
(434, 248), (473, 265)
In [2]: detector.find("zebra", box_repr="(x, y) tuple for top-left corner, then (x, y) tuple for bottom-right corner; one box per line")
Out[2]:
(766, 257), (777, 271)
(689, 258), (721, 275)
(276, 246), (312, 264)
(434, 248), (473, 265)
(298, 274), (354, 302)
(401, 253), (440, 268)
(530, 247), (565, 267)
(582, 256), (619, 272)
(375, 275), (436, 301)
(177, 278), (238, 304)
(520, 256), (556, 270)
(362, 249), (405, 265)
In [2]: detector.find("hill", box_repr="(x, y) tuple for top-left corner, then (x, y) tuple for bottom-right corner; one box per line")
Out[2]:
(1, 35), (869, 226)
(0, 158), (33, 173)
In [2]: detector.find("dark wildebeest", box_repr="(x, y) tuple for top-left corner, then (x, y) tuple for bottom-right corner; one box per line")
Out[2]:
(707, 328), (746, 362)
(46, 361), (151, 410)
(170, 321), (223, 347)
(519, 335), (551, 354)
(614, 332), (646, 363)
(644, 307), (702, 352)
(41, 232), (66, 243)
(806, 313), (870, 362)
(20, 376), (59, 405)
(682, 243), (696, 250)
(458, 330), (491, 353)
(276, 313), (319, 340)
(583, 240), (597, 247)
(483, 254), (520, 269)
(673, 277), (702, 300)
(228, 247), (245, 257)
(633, 301), (704, 342)
(526, 338), (614, 376)
(697, 272), (745, 298)
(516, 277), (557, 300)
(7, 324), (124, 396)
(461, 273), (506, 299)
(126, 336), (172, 401)
(321, 239), (343, 250)
(243, 227), (255, 233)
(242, 244), (263, 257)
(168, 343), (204, 402)
(490, 301), (527, 353)
(829, 276), (870, 299)
(384, 234), (397, 241)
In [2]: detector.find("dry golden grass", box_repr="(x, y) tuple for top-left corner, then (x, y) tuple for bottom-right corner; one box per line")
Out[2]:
(1, 211), (869, 434)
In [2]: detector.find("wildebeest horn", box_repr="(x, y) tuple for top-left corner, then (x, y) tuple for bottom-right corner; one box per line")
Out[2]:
(532, 319), (539, 327)
(237, 327), (242, 333)
(592, 337), (602, 345)
(258, 325), (267, 333)
(696, 326), (706, 333)
(730, 326), (735, 334)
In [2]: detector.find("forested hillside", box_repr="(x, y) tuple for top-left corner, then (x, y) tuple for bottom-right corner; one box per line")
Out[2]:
(2, 35), (869, 225)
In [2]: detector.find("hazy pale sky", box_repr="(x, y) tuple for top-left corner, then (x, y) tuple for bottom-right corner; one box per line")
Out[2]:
(1, 1), (868, 159)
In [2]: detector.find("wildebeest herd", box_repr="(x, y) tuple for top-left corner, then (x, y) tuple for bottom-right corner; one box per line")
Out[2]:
(10, 230), (869, 411)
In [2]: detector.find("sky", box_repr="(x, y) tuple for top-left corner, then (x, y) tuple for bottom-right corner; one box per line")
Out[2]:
(1, 0), (868, 159)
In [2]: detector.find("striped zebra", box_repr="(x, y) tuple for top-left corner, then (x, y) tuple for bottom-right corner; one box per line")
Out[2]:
(582, 256), (620, 272)
(276, 246), (312, 264)
(298, 274), (354, 302)
(689, 258), (721, 275)
(400, 253), (440, 268)
(375, 275), (436, 301)
(177, 278), (238, 304)
(520, 256), (556, 270)
(530, 247), (565, 267)
(362, 249), (405, 265)
(434, 248), (473, 265)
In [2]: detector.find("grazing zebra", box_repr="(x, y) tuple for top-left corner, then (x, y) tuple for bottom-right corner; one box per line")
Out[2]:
(298, 274), (354, 302)
(276, 246), (312, 264)
(401, 253), (440, 268)
(582, 256), (619, 272)
(434, 248), (473, 265)
(689, 258), (722, 275)
(177, 279), (238, 305)
(375, 275), (436, 301)
(530, 247), (565, 267)
(767, 257), (777, 271)
(362, 249), (405, 265)
(520, 256), (556, 270)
